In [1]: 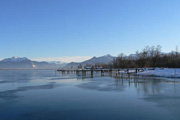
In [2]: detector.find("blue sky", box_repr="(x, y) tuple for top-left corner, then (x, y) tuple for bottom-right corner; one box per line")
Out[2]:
(0, 0), (180, 62)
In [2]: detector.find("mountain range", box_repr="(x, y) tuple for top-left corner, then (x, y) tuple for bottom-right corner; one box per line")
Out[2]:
(0, 55), (116, 69)
(63, 54), (116, 69)
(0, 57), (65, 69)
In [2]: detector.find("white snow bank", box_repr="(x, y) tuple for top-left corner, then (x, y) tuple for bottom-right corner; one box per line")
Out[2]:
(138, 68), (180, 78)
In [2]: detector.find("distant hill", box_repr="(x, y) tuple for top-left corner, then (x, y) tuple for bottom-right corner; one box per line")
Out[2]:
(0, 57), (65, 69)
(64, 54), (116, 69)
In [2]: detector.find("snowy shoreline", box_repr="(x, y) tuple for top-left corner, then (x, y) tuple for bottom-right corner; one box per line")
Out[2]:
(137, 68), (180, 78)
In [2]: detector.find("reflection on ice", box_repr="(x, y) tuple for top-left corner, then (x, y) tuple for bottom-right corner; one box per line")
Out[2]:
(0, 82), (60, 100)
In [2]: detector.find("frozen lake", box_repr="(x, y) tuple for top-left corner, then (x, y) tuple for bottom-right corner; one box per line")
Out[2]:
(0, 70), (180, 120)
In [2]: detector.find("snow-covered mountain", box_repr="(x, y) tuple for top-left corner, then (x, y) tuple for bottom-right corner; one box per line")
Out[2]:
(64, 54), (116, 69)
(2, 56), (29, 62)
(82, 54), (115, 65)
(0, 57), (63, 69)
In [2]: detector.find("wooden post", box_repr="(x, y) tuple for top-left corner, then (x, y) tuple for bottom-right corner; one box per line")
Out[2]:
(136, 68), (138, 73)
(118, 69), (120, 75)
(76, 70), (78, 75)
(91, 69), (93, 76)
(127, 69), (130, 78)
(109, 69), (112, 73)
(101, 69), (104, 76)
(82, 70), (86, 75)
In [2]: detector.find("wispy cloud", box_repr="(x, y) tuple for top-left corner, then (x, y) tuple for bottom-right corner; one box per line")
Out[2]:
(31, 56), (93, 63)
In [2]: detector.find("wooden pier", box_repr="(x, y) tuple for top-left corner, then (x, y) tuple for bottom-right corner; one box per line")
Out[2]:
(57, 68), (144, 76)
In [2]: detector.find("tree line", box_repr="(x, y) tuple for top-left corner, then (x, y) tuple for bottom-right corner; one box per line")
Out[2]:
(112, 45), (180, 68)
